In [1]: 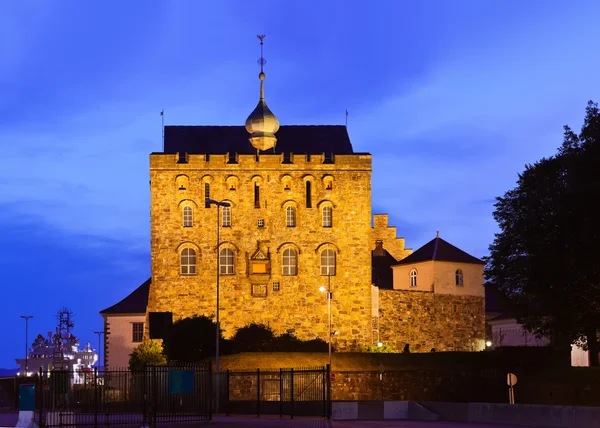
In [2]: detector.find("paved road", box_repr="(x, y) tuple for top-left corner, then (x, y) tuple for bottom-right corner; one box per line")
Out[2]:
(0, 413), (533, 428)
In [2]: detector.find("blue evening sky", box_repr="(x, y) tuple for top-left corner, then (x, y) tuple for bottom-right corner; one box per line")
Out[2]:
(1, 1), (598, 368)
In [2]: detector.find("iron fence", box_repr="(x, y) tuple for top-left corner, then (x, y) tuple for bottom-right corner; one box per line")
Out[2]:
(222, 365), (330, 418)
(35, 364), (211, 427)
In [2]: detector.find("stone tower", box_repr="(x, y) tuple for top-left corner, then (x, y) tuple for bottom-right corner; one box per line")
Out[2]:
(147, 38), (374, 350)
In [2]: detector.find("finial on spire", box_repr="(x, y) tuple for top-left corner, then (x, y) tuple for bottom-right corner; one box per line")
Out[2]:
(436, 231), (440, 238)
(257, 35), (266, 75)
(245, 34), (279, 152)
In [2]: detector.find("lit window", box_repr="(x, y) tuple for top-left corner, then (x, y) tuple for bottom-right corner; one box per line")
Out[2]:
(132, 323), (144, 343)
(321, 249), (336, 275)
(286, 206), (296, 227)
(322, 206), (332, 228)
(222, 206), (231, 227)
(282, 249), (298, 276)
(409, 269), (417, 287)
(219, 249), (235, 275)
(204, 183), (210, 208)
(183, 206), (193, 227)
(272, 282), (280, 291)
(257, 219), (265, 228)
(455, 269), (464, 286)
(180, 248), (197, 275)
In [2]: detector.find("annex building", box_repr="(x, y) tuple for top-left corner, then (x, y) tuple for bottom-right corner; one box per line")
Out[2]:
(100, 46), (486, 369)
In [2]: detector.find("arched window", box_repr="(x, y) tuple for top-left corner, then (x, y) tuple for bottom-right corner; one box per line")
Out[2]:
(286, 206), (296, 227)
(321, 249), (336, 276)
(183, 206), (193, 227)
(180, 248), (197, 275)
(204, 182), (210, 208)
(409, 269), (417, 287)
(219, 249), (235, 275)
(254, 183), (260, 208)
(282, 249), (298, 276)
(455, 269), (464, 286)
(322, 206), (332, 228)
(222, 206), (231, 227)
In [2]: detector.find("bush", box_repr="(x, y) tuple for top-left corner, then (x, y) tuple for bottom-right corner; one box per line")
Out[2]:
(129, 340), (166, 372)
(364, 343), (398, 353)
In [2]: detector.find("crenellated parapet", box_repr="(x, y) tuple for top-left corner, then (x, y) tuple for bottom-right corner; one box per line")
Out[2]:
(150, 152), (372, 171)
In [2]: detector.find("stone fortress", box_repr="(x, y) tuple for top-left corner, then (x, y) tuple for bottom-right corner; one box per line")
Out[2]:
(101, 38), (485, 368)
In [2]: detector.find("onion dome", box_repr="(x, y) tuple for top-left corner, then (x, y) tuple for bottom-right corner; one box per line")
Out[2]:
(245, 35), (279, 151)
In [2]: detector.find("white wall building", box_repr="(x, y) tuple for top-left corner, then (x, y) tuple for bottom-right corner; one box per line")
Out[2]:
(99, 278), (149, 370)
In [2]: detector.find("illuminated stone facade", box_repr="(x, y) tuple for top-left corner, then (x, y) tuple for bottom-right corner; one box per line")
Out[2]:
(148, 151), (374, 350)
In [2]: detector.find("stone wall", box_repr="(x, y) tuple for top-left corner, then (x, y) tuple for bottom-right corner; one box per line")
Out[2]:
(148, 153), (373, 350)
(378, 289), (485, 352)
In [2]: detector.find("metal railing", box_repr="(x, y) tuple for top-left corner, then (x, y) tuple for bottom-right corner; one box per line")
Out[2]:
(35, 364), (211, 427)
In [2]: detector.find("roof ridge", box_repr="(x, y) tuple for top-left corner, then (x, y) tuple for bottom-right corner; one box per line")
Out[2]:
(432, 237), (439, 260)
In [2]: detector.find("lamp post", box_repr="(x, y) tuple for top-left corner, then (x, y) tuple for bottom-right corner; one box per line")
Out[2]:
(319, 273), (333, 369)
(94, 331), (104, 369)
(20, 315), (33, 376)
(206, 197), (231, 408)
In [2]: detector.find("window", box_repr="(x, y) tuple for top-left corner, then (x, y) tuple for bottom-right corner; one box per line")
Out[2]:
(257, 219), (265, 228)
(254, 183), (260, 208)
(272, 282), (280, 291)
(222, 206), (231, 227)
(306, 181), (312, 208)
(456, 269), (464, 286)
(204, 182), (210, 208)
(409, 269), (417, 287)
(132, 322), (144, 343)
(286, 206), (296, 227)
(183, 206), (193, 227)
(219, 249), (234, 275)
(180, 248), (197, 275)
(321, 249), (336, 275)
(322, 206), (332, 228)
(282, 249), (298, 276)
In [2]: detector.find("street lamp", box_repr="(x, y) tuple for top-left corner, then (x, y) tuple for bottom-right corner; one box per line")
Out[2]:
(20, 316), (33, 376)
(94, 331), (104, 369)
(319, 273), (334, 369)
(205, 198), (231, 385)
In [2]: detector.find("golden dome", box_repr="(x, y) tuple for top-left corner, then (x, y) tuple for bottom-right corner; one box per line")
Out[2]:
(245, 72), (279, 151)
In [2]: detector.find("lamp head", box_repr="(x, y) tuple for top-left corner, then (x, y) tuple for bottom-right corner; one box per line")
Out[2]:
(319, 286), (326, 293)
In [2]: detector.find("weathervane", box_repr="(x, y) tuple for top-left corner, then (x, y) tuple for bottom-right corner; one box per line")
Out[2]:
(257, 34), (266, 73)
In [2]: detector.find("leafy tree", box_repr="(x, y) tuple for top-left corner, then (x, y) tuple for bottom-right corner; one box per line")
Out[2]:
(231, 322), (276, 353)
(129, 340), (166, 372)
(162, 315), (227, 362)
(486, 101), (600, 365)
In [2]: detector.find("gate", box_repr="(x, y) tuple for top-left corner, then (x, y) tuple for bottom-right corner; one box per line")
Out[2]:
(36, 364), (211, 427)
(224, 365), (330, 418)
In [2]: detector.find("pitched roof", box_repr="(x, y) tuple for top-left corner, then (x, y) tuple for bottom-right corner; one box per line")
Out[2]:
(372, 249), (398, 289)
(162, 125), (355, 155)
(395, 236), (484, 266)
(100, 278), (150, 315)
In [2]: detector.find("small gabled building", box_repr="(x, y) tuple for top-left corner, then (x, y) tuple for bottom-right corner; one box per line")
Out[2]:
(99, 278), (150, 369)
(392, 232), (485, 297)
(373, 233), (486, 353)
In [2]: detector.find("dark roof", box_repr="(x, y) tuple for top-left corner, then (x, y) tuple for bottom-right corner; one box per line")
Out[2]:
(100, 278), (150, 315)
(395, 236), (484, 266)
(372, 249), (398, 289)
(162, 125), (355, 155)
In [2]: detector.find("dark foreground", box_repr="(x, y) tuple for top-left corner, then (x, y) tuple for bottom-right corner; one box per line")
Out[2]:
(0, 411), (534, 428)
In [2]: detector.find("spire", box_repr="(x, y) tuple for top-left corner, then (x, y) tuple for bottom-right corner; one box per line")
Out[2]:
(245, 35), (280, 152)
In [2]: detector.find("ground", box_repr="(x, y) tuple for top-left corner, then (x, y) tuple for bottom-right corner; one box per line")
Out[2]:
(0, 412), (534, 428)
